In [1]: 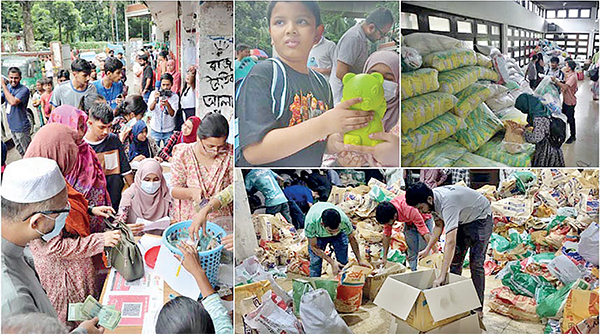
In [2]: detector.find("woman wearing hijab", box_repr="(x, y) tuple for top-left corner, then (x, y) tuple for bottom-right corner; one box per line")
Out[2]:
(166, 59), (181, 94)
(129, 120), (161, 162)
(159, 116), (201, 162)
(24, 124), (122, 328)
(514, 93), (565, 167)
(115, 158), (172, 235)
(48, 105), (112, 232)
(334, 50), (400, 167)
(170, 112), (233, 222)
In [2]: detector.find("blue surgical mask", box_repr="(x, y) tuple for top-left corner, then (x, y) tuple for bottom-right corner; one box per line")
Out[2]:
(141, 181), (161, 194)
(37, 212), (68, 241)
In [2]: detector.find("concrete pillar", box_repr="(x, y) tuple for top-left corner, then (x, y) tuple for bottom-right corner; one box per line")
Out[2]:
(234, 169), (258, 265)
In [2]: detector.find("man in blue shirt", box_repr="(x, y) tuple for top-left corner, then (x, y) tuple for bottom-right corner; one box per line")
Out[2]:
(283, 182), (314, 214)
(244, 169), (293, 225)
(1, 67), (31, 156)
(93, 57), (124, 110)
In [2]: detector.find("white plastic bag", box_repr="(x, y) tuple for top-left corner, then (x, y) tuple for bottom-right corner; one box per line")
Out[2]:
(548, 254), (585, 285)
(300, 288), (352, 334)
(578, 223), (599, 266)
(245, 297), (305, 334)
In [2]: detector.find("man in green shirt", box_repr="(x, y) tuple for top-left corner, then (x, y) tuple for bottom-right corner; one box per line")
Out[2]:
(305, 202), (369, 277)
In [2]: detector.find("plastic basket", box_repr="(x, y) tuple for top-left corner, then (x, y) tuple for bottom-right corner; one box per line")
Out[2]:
(162, 220), (225, 287)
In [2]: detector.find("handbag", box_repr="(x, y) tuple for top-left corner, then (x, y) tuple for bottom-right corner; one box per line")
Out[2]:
(105, 218), (145, 281)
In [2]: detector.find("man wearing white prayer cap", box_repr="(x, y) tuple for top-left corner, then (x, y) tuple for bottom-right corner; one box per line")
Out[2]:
(1, 158), (105, 334)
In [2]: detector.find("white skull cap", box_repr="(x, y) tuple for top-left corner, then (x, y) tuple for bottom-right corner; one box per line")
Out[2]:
(1, 157), (66, 203)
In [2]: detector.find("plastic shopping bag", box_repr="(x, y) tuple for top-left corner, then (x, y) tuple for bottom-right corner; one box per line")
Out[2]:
(300, 288), (353, 334)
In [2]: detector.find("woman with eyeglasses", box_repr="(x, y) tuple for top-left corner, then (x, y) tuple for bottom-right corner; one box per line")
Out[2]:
(170, 112), (233, 227)
(23, 123), (121, 328)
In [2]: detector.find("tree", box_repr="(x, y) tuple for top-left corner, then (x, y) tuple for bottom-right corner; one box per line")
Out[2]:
(234, 1), (271, 56)
(1, 1), (22, 34)
(20, 1), (34, 51)
(51, 1), (81, 43)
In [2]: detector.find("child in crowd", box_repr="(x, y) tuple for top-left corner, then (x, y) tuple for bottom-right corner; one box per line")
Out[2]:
(32, 79), (44, 125)
(236, 1), (373, 167)
(128, 120), (161, 162)
(40, 78), (53, 123)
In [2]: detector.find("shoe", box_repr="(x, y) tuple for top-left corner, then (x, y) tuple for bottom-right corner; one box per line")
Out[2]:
(566, 137), (576, 144)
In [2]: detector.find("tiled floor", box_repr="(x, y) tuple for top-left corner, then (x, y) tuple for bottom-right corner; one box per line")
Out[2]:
(562, 78), (599, 167)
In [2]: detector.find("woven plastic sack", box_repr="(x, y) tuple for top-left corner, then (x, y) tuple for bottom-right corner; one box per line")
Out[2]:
(475, 66), (500, 81)
(422, 48), (477, 72)
(454, 103), (504, 152)
(562, 290), (600, 333)
(475, 135), (534, 167)
(400, 68), (440, 100)
(502, 120), (527, 154)
(489, 286), (539, 321)
(401, 46), (422, 72)
(453, 152), (508, 167)
(477, 53), (493, 68)
(502, 269), (551, 298)
(496, 107), (528, 125)
(402, 33), (465, 56)
(403, 139), (468, 167)
(292, 278), (338, 316)
(487, 83), (510, 98)
(537, 279), (591, 318)
(300, 288), (352, 334)
(486, 93), (515, 112)
(492, 52), (510, 84)
(452, 83), (493, 118)
(438, 66), (479, 94)
(401, 92), (457, 133)
(534, 76), (560, 100)
(401, 112), (465, 155)
(578, 223), (599, 266)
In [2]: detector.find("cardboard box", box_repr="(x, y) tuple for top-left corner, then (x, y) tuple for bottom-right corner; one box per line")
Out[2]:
(389, 313), (482, 334)
(374, 269), (482, 332)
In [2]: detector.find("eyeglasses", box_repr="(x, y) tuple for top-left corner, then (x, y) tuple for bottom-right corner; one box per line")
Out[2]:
(23, 202), (71, 222)
(373, 23), (399, 44)
(201, 140), (228, 155)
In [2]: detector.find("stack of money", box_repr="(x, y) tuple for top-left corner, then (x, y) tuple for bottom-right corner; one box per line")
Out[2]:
(68, 296), (121, 331)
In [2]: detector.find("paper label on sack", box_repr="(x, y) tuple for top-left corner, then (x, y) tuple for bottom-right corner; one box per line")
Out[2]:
(136, 217), (171, 232)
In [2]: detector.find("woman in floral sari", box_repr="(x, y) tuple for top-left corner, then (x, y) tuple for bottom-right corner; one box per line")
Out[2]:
(170, 112), (233, 226)
(48, 105), (112, 232)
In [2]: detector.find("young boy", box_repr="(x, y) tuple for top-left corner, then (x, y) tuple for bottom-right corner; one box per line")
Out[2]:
(93, 57), (124, 110)
(375, 194), (433, 271)
(31, 79), (44, 125)
(84, 102), (133, 210)
(40, 78), (53, 123)
(50, 58), (97, 110)
(545, 56), (564, 85)
(236, 1), (372, 167)
(552, 60), (578, 144)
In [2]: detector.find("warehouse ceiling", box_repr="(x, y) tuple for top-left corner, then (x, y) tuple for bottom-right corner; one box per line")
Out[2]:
(532, 1), (599, 10)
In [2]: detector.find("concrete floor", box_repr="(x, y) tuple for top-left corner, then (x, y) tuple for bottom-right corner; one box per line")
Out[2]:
(560, 77), (599, 167)
(234, 269), (547, 333)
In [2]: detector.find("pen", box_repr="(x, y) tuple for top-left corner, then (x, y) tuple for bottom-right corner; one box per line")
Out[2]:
(176, 254), (184, 277)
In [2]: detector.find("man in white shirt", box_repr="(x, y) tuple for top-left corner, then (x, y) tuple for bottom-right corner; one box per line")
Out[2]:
(148, 73), (180, 147)
(308, 36), (336, 82)
(44, 56), (54, 80)
(406, 182), (492, 318)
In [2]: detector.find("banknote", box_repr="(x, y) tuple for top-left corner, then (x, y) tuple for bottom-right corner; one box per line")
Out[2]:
(98, 307), (121, 331)
(81, 295), (102, 319)
(67, 303), (87, 322)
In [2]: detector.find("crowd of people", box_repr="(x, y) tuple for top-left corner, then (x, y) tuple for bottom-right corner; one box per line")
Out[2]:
(1, 45), (233, 333)
(235, 2), (400, 167)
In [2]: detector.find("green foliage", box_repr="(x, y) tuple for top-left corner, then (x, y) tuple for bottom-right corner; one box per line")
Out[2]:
(2, 1), (147, 50)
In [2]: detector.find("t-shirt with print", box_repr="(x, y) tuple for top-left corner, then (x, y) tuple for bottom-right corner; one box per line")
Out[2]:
(329, 23), (370, 103)
(236, 59), (333, 167)
(93, 80), (123, 110)
(432, 185), (491, 233)
(304, 202), (353, 239)
(50, 81), (97, 109)
(84, 133), (132, 210)
(244, 169), (287, 207)
(2, 83), (30, 132)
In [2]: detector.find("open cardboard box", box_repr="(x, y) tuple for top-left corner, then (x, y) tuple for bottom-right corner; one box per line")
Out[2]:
(374, 269), (482, 333)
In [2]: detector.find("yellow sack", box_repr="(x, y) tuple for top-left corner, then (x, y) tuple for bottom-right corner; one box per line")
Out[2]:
(422, 48), (477, 72)
(491, 196), (534, 221)
(401, 112), (465, 155)
(474, 65), (500, 81)
(401, 68), (440, 100)
(438, 66), (479, 94)
(454, 102), (504, 152)
(496, 107), (528, 125)
(477, 53), (493, 68)
(562, 289), (599, 332)
(401, 92), (458, 134)
(403, 139), (468, 167)
(452, 83), (493, 118)
(453, 152), (508, 167)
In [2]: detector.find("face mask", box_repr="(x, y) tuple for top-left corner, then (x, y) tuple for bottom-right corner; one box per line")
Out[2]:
(37, 212), (68, 241)
(141, 181), (161, 194)
(382, 80), (398, 101)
